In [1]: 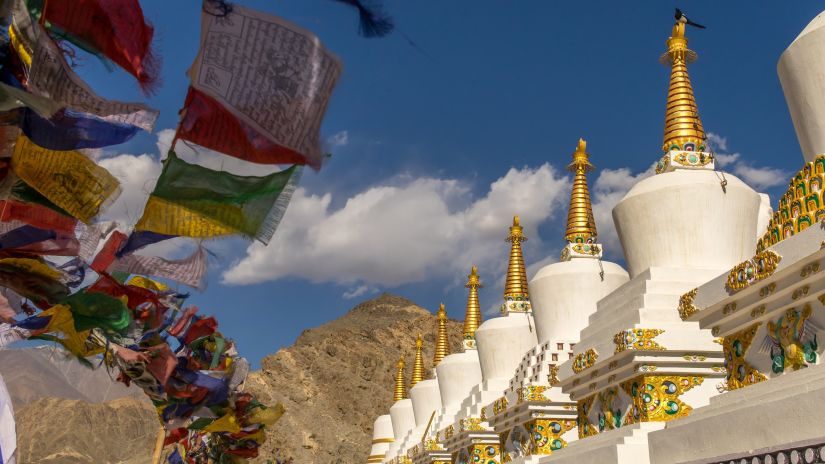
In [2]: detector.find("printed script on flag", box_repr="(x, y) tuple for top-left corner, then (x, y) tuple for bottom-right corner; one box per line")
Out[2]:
(189, 2), (342, 166)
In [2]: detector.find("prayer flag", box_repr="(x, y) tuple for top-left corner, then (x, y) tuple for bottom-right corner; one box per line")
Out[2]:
(135, 151), (300, 244)
(187, 2), (342, 169)
(11, 134), (121, 222)
(35, 0), (159, 93)
(109, 246), (208, 291)
(21, 108), (139, 150)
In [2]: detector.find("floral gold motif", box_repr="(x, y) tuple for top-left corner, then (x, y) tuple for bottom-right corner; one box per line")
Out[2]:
(614, 328), (666, 353)
(517, 386), (549, 403)
(621, 375), (704, 423)
(678, 288), (699, 321)
(548, 364), (559, 386)
(726, 251), (782, 292)
(492, 396), (509, 416)
(765, 304), (817, 373)
(572, 348), (598, 373)
(722, 323), (768, 390)
(751, 305), (766, 318)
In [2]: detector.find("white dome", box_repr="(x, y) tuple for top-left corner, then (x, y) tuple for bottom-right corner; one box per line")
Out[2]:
(435, 350), (482, 409)
(367, 414), (393, 463)
(530, 257), (629, 344)
(409, 378), (442, 426)
(779, 9), (825, 162)
(474, 313), (538, 381)
(389, 399), (416, 441)
(613, 169), (761, 278)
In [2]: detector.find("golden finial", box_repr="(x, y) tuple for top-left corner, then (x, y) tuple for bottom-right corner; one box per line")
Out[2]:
(565, 139), (597, 244)
(410, 334), (425, 388)
(433, 303), (449, 366)
(463, 266), (483, 348)
(393, 355), (407, 402)
(660, 20), (705, 154)
(504, 216), (529, 299)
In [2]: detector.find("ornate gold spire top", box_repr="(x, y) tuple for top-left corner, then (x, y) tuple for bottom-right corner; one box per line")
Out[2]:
(564, 139), (597, 244)
(410, 334), (425, 388)
(661, 21), (706, 154)
(462, 266), (483, 349)
(504, 216), (529, 300)
(393, 355), (407, 402)
(433, 303), (449, 366)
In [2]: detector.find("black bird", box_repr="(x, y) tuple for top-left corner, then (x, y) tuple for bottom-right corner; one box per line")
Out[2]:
(675, 8), (706, 29)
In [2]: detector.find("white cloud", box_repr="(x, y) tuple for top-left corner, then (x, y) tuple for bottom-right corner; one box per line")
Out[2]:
(222, 164), (570, 288)
(706, 132), (788, 191)
(97, 153), (161, 225)
(342, 285), (377, 299)
(327, 130), (349, 148)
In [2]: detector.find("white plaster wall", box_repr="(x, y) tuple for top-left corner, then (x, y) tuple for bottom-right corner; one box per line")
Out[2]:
(409, 378), (442, 426)
(755, 193), (773, 241)
(389, 399), (416, 441)
(613, 170), (761, 278)
(779, 10), (825, 162)
(436, 350), (482, 409)
(531, 258), (629, 344)
(0, 373), (14, 464)
(475, 313), (538, 381)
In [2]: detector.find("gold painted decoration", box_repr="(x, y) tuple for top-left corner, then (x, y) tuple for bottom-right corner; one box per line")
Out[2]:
(801, 262), (820, 278)
(760, 283), (777, 298)
(459, 417), (485, 432)
(725, 250), (782, 292)
(613, 329), (666, 353)
(492, 396), (508, 416)
(548, 364), (560, 385)
(572, 348), (598, 373)
(596, 387), (622, 432)
(444, 425), (454, 440)
(792, 285), (810, 301)
(468, 443), (500, 464)
(571, 243), (600, 256)
(576, 395), (598, 439)
(764, 304), (817, 373)
(678, 288), (699, 321)
(517, 385), (549, 404)
(722, 323), (767, 391)
(757, 155), (825, 253)
(622, 375), (703, 423)
(527, 419), (575, 455)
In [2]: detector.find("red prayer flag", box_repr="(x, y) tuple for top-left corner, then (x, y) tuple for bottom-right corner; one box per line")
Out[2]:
(0, 199), (77, 234)
(42, 0), (159, 93)
(90, 230), (127, 273)
(178, 87), (318, 168)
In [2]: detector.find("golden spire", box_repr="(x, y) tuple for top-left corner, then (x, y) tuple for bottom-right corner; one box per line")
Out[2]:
(564, 139), (597, 244)
(504, 216), (529, 299)
(661, 21), (705, 153)
(393, 355), (407, 401)
(462, 266), (483, 348)
(410, 334), (425, 388)
(433, 303), (449, 366)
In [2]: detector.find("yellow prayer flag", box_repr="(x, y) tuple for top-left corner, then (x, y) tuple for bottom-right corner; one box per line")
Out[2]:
(202, 412), (242, 433)
(127, 275), (170, 292)
(11, 135), (121, 222)
(39, 305), (104, 357)
(8, 25), (32, 67)
(136, 196), (237, 238)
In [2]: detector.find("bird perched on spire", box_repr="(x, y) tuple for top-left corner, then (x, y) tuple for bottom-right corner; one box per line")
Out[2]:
(675, 8), (706, 29)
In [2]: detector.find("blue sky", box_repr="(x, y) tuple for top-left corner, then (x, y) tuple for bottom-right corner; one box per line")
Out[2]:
(71, 1), (824, 367)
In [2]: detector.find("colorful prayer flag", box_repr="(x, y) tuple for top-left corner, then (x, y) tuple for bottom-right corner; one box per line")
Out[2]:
(135, 151), (300, 244)
(110, 246), (208, 291)
(187, 2), (342, 169)
(35, 0), (159, 93)
(21, 108), (139, 150)
(11, 134), (121, 223)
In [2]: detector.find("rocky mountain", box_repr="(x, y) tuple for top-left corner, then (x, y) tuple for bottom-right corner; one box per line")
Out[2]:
(246, 293), (465, 464)
(0, 293), (462, 463)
